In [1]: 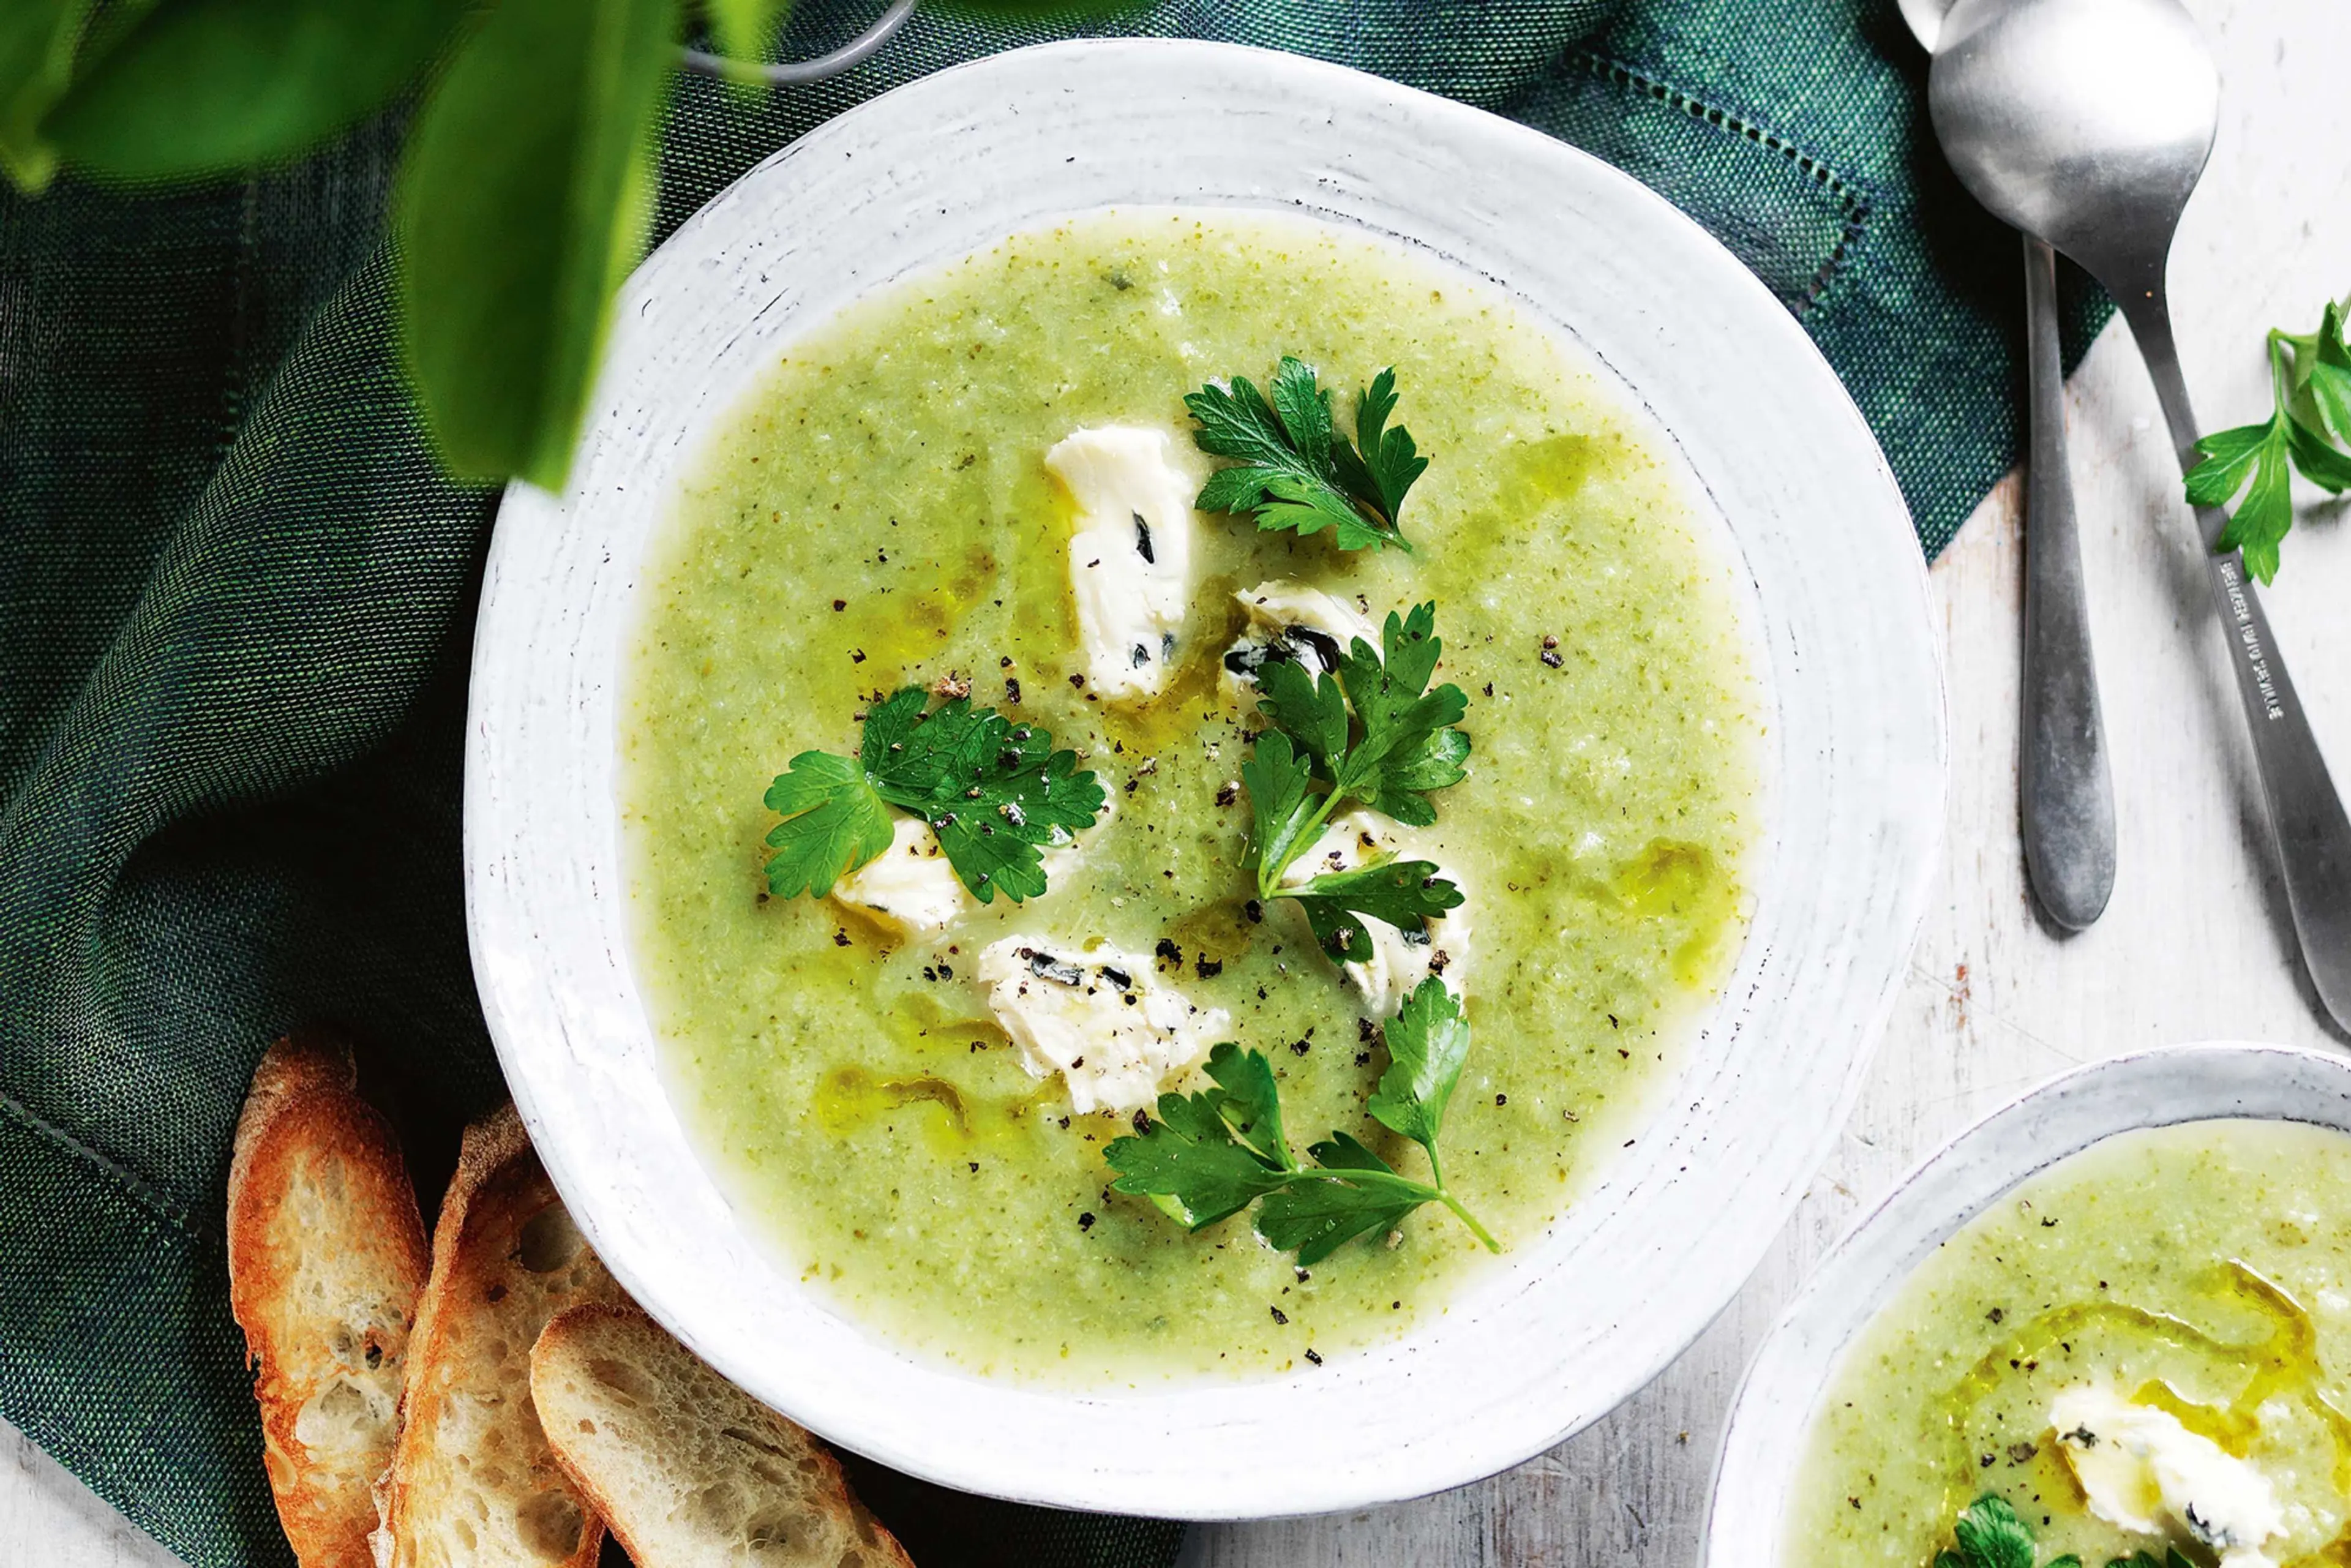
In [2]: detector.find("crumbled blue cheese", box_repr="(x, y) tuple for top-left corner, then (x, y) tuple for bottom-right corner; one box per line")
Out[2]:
(975, 935), (1229, 1115)
(831, 817), (970, 934)
(1277, 810), (1471, 1016)
(2051, 1385), (2285, 1568)
(1046, 426), (1200, 702)
(1218, 579), (1379, 703)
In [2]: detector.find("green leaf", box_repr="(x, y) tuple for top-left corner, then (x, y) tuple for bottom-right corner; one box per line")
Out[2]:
(1368, 977), (1471, 1159)
(2184, 420), (2271, 508)
(761, 752), (893, 898)
(1335, 604), (1469, 806)
(857, 688), (1106, 904)
(1239, 727), (1322, 892)
(44, 0), (467, 180)
(395, 0), (678, 489)
(2190, 296), (2351, 582)
(762, 688), (1105, 906)
(1185, 358), (1419, 551)
(2287, 413), (2351, 493)
(1256, 1138), (1423, 1265)
(1244, 601), (1472, 921)
(1254, 656), (1348, 779)
(2304, 301), (2351, 445)
(1112, 1044), (1495, 1261)
(1331, 366), (1429, 523)
(1105, 1045), (1294, 1229)
(1104, 1106), (1289, 1230)
(2213, 422), (2295, 585)
(2044, 1558), (2081, 1568)
(1949, 1495), (2036, 1568)
(0, 0), (91, 190)
(1284, 859), (1463, 964)
(1199, 1040), (1292, 1168)
(703, 0), (786, 64)
(1368, 726), (1471, 827)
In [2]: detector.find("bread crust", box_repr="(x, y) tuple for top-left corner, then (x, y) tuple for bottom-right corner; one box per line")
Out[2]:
(227, 1033), (430, 1568)
(530, 1302), (915, 1568)
(378, 1103), (618, 1568)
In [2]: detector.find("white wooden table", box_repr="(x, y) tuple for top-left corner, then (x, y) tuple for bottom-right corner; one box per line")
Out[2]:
(7, 0), (2344, 1561)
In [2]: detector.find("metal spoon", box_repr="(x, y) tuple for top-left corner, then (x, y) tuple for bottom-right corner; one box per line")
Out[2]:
(1932, 0), (2351, 1029)
(1907, 0), (2117, 932)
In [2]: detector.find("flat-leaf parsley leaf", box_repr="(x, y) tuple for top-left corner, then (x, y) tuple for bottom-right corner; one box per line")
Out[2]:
(1240, 601), (1471, 961)
(1932, 1495), (2080, 1568)
(1105, 978), (1499, 1262)
(1187, 358), (1428, 552)
(2184, 295), (2351, 583)
(761, 686), (1106, 904)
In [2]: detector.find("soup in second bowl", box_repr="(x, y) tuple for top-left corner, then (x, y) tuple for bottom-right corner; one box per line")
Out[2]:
(1787, 1118), (2351, 1568)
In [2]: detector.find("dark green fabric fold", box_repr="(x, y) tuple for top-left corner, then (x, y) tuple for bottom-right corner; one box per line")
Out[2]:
(0, 4), (2101, 1566)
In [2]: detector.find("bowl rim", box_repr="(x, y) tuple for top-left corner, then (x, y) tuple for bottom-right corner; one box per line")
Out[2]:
(1701, 1039), (2351, 1567)
(465, 34), (1947, 1517)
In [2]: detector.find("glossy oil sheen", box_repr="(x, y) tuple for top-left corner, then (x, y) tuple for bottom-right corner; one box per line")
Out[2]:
(1787, 1119), (2351, 1566)
(620, 209), (1762, 1384)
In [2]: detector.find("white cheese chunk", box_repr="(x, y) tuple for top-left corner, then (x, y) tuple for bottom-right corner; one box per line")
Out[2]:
(1219, 579), (1380, 702)
(1047, 426), (1200, 702)
(830, 817), (972, 934)
(1277, 809), (1472, 1016)
(2051, 1385), (2285, 1568)
(977, 935), (1229, 1115)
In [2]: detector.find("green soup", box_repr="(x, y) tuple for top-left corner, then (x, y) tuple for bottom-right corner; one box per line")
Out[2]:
(621, 209), (1763, 1382)
(1787, 1119), (2351, 1567)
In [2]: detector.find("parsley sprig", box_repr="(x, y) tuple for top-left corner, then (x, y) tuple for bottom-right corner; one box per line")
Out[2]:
(761, 686), (1105, 904)
(2185, 296), (2351, 583)
(1105, 978), (1498, 1262)
(1934, 1496), (2080, 1568)
(1186, 358), (1428, 552)
(1241, 601), (1470, 962)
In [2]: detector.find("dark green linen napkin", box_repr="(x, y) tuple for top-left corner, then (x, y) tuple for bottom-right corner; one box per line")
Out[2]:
(0, 4), (2105, 1566)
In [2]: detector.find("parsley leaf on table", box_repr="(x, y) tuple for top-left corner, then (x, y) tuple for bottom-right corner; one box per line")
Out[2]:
(1932, 1495), (2080, 1568)
(2184, 296), (2351, 583)
(1187, 358), (1428, 552)
(760, 686), (1105, 904)
(1239, 601), (1471, 960)
(1105, 979), (1499, 1264)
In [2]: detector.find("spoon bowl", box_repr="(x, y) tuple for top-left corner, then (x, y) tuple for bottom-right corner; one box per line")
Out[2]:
(1930, 0), (2218, 296)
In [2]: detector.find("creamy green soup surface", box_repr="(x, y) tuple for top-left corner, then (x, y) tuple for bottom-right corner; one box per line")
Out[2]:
(1788, 1119), (2351, 1567)
(621, 209), (1763, 1383)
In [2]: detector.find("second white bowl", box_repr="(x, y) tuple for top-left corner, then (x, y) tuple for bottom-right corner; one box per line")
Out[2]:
(1705, 1041), (2351, 1567)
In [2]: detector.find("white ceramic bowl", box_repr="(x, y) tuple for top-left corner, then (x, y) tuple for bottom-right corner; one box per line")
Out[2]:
(465, 39), (1944, 1517)
(1704, 1041), (2351, 1566)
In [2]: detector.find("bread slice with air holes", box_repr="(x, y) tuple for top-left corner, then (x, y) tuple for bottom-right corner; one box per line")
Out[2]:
(530, 1302), (917, 1568)
(375, 1103), (624, 1568)
(228, 1032), (432, 1568)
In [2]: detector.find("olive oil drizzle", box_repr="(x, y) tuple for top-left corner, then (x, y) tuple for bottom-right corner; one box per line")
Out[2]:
(1932, 1259), (2351, 1547)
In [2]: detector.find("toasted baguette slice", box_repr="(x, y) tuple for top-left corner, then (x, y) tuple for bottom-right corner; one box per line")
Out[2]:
(378, 1104), (622, 1568)
(530, 1304), (915, 1568)
(228, 1032), (431, 1568)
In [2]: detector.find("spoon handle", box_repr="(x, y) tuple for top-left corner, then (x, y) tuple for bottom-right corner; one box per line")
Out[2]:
(2117, 285), (2351, 1032)
(2019, 236), (2116, 930)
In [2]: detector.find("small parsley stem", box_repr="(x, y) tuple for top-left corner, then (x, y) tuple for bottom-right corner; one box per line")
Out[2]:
(1434, 1189), (1502, 1253)
(1260, 784), (1348, 899)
